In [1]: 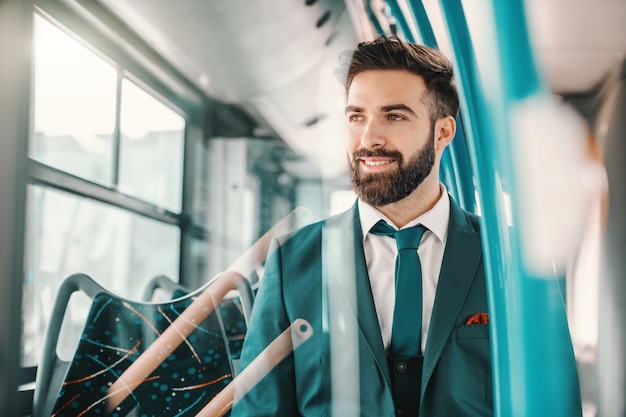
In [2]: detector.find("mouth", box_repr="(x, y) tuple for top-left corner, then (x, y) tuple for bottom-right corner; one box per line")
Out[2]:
(359, 157), (396, 172)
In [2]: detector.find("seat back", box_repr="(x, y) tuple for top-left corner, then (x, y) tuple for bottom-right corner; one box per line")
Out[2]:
(141, 274), (190, 302)
(141, 274), (254, 366)
(34, 273), (249, 417)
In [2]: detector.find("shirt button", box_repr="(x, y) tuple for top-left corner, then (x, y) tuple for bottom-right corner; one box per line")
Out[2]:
(396, 361), (408, 373)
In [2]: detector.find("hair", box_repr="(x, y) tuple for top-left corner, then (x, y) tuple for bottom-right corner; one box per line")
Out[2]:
(337, 35), (459, 124)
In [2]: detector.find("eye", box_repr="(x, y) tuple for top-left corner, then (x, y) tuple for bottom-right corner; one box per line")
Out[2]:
(387, 113), (405, 121)
(347, 113), (364, 122)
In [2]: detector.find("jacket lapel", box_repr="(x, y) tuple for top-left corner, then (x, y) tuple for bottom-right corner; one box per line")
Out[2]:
(323, 204), (391, 388)
(421, 198), (483, 397)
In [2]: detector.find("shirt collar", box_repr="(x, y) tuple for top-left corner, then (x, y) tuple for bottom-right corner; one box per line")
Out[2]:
(358, 184), (450, 244)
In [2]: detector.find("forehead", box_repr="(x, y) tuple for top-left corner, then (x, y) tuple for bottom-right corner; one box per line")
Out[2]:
(347, 70), (428, 108)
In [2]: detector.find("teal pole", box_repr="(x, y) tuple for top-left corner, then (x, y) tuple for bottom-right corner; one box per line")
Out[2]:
(387, 1), (476, 212)
(387, 0), (416, 43)
(406, 0), (437, 47)
(487, 1), (581, 415)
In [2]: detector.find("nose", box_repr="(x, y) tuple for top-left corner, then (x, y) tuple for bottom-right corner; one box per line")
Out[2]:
(360, 119), (385, 149)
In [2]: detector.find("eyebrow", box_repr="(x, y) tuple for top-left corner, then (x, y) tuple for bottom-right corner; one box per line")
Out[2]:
(344, 103), (418, 117)
(381, 104), (418, 116)
(344, 105), (361, 114)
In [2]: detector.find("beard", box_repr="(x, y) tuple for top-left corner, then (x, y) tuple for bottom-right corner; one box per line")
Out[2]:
(349, 131), (435, 207)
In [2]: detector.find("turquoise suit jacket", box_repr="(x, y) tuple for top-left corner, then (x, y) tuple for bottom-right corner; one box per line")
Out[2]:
(232, 196), (492, 416)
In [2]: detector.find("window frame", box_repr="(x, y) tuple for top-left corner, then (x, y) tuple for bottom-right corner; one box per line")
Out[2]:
(20, 2), (210, 370)
(30, 2), (209, 279)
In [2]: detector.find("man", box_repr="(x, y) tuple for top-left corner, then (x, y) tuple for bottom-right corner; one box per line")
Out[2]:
(231, 36), (490, 416)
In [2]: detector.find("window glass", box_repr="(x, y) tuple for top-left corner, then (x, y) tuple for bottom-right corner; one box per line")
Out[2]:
(119, 79), (185, 213)
(22, 185), (180, 366)
(31, 15), (117, 185)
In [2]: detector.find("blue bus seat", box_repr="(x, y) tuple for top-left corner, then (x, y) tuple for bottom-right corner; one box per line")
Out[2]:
(33, 272), (253, 417)
(140, 274), (254, 364)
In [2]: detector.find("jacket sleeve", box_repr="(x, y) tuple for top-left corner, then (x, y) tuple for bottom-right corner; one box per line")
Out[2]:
(230, 242), (300, 416)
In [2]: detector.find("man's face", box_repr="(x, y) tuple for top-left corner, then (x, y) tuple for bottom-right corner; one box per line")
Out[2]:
(345, 70), (437, 207)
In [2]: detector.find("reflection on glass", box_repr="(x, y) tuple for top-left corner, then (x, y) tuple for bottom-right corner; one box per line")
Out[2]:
(119, 79), (185, 213)
(32, 15), (117, 185)
(22, 185), (180, 366)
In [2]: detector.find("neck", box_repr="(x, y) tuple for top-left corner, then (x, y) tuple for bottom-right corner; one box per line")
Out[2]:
(375, 178), (441, 228)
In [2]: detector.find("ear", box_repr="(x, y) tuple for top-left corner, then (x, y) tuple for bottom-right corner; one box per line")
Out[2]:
(434, 115), (456, 151)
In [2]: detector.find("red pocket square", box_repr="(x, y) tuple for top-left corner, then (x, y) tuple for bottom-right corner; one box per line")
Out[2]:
(466, 312), (489, 325)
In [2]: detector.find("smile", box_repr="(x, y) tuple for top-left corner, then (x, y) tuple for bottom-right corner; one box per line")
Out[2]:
(364, 160), (392, 166)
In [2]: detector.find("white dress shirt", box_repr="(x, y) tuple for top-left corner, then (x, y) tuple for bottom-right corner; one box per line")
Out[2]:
(359, 185), (450, 353)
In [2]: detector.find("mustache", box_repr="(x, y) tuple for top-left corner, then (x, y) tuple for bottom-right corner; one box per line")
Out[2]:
(351, 148), (403, 161)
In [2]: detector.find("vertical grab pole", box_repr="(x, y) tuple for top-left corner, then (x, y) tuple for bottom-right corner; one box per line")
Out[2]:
(488, 0), (583, 415)
(396, 1), (476, 212)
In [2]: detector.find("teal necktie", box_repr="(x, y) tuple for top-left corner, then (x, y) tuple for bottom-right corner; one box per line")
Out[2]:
(371, 220), (427, 357)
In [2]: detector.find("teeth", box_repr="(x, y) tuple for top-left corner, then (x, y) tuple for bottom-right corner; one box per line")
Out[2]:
(364, 160), (391, 166)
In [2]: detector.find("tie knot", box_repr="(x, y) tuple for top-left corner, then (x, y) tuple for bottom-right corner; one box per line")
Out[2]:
(370, 221), (427, 250)
(395, 225), (427, 250)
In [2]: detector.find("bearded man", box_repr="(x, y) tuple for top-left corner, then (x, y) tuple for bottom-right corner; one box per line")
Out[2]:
(231, 35), (492, 417)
